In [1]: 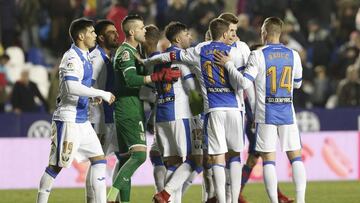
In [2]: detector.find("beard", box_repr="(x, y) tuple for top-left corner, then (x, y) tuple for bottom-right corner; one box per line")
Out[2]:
(105, 38), (119, 49)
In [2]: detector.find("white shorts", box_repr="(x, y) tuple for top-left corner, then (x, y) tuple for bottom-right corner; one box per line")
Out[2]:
(93, 122), (118, 155)
(254, 123), (301, 152)
(204, 110), (245, 155)
(49, 120), (104, 168)
(156, 117), (203, 157)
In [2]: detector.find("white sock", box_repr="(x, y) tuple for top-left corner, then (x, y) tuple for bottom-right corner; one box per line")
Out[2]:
(154, 165), (167, 192)
(182, 169), (201, 194)
(225, 168), (231, 203)
(165, 165), (177, 184)
(229, 157), (242, 203)
(86, 166), (95, 203)
(37, 167), (57, 203)
(89, 160), (107, 203)
(150, 155), (166, 192)
(203, 167), (215, 200)
(263, 161), (278, 203)
(212, 164), (226, 203)
(173, 187), (182, 203)
(291, 158), (306, 203)
(165, 161), (192, 194)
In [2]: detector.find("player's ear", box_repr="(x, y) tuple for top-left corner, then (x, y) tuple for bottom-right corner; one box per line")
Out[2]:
(129, 29), (135, 37)
(98, 35), (105, 43)
(174, 35), (180, 44)
(78, 32), (85, 41)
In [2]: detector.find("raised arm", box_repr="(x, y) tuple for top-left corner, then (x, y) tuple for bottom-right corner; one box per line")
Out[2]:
(142, 46), (200, 67)
(214, 51), (257, 90)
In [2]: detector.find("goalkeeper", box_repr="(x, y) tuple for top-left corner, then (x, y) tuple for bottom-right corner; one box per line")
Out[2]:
(107, 15), (181, 203)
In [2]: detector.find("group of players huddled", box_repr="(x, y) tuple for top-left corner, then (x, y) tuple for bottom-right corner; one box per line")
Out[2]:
(36, 11), (306, 203)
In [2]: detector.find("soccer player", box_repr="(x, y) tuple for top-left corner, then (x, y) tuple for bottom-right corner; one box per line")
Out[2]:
(152, 21), (204, 203)
(239, 44), (294, 203)
(106, 15), (181, 203)
(141, 24), (167, 193)
(87, 19), (119, 203)
(218, 12), (252, 203)
(143, 18), (247, 203)
(214, 17), (306, 203)
(36, 18), (116, 203)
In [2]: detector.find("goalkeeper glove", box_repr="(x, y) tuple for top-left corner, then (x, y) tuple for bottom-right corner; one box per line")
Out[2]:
(150, 67), (181, 82)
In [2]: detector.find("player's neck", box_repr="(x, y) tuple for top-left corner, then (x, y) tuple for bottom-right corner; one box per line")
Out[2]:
(125, 38), (139, 50)
(264, 37), (280, 44)
(172, 42), (183, 49)
(76, 42), (89, 52)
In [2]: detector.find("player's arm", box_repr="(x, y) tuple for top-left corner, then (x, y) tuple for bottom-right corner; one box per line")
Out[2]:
(293, 51), (303, 89)
(116, 50), (181, 86)
(64, 80), (114, 103)
(61, 57), (114, 104)
(142, 46), (199, 67)
(214, 51), (257, 90)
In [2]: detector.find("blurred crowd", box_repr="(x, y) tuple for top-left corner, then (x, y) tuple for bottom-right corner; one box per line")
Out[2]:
(0, 0), (359, 114)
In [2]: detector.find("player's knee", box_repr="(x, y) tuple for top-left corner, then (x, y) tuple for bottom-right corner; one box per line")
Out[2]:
(187, 154), (203, 165)
(286, 149), (302, 161)
(226, 151), (240, 159)
(246, 153), (260, 167)
(260, 152), (276, 161)
(185, 158), (203, 173)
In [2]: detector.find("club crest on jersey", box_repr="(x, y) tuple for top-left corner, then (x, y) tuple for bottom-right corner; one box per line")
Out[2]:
(170, 51), (176, 61)
(65, 63), (74, 72)
(122, 51), (130, 61)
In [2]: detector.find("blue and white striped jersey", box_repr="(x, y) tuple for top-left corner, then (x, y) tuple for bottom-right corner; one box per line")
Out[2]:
(155, 46), (195, 122)
(89, 46), (115, 124)
(170, 41), (245, 113)
(225, 43), (303, 125)
(53, 44), (94, 123)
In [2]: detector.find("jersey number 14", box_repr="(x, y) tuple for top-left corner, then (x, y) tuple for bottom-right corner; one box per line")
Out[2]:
(266, 65), (292, 94)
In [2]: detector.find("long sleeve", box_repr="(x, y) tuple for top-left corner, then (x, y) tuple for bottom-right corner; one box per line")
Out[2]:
(64, 80), (111, 102)
(224, 61), (254, 90)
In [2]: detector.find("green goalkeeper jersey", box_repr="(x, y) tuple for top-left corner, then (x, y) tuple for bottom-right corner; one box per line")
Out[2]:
(113, 42), (147, 119)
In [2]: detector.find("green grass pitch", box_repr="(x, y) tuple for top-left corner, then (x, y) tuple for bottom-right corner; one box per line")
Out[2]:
(0, 181), (359, 203)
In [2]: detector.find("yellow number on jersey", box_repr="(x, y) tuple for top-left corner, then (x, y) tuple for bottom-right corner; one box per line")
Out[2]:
(266, 66), (292, 94)
(203, 61), (225, 85)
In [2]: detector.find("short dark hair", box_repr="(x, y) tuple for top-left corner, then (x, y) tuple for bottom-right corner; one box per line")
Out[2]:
(263, 17), (283, 36)
(69, 18), (94, 43)
(164, 21), (188, 42)
(209, 18), (230, 40)
(218, 12), (239, 24)
(94, 20), (115, 43)
(95, 20), (115, 36)
(121, 14), (143, 37)
(145, 24), (161, 43)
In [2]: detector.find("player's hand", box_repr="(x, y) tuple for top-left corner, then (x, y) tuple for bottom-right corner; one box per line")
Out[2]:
(107, 93), (116, 105)
(150, 67), (181, 82)
(91, 97), (103, 105)
(214, 50), (231, 67)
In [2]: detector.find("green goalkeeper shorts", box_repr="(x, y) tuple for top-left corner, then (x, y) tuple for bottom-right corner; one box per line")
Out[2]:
(116, 117), (147, 151)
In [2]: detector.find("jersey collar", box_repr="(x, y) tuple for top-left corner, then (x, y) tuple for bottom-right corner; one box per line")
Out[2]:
(123, 42), (138, 51)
